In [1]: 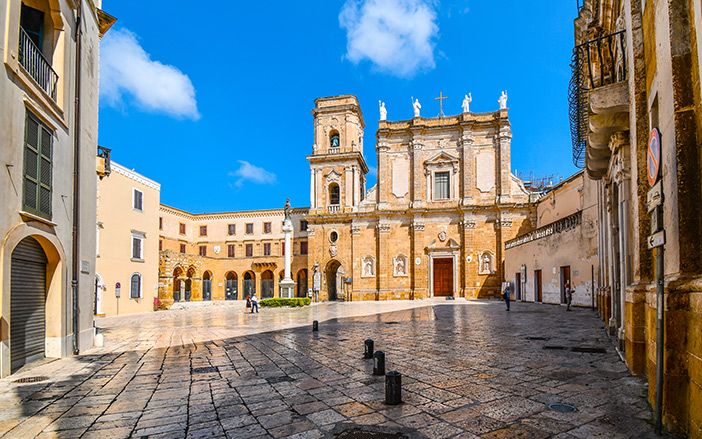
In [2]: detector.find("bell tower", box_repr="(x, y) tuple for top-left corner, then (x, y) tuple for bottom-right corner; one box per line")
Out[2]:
(307, 95), (369, 214)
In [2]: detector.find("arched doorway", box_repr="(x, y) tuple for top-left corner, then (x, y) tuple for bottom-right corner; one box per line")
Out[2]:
(243, 271), (255, 298)
(202, 271), (212, 301)
(185, 267), (195, 301)
(261, 270), (274, 299)
(297, 269), (308, 298)
(10, 237), (48, 372)
(172, 266), (184, 302)
(326, 260), (342, 301)
(225, 272), (238, 300)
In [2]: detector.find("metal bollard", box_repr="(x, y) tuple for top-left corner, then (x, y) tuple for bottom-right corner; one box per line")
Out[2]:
(363, 339), (374, 359)
(385, 371), (402, 405)
(373, 351), (385, 376)
(312, 320), (319, 331)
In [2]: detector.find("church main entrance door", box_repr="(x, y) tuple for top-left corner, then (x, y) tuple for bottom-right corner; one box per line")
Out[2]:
(433, 258), (453, 297)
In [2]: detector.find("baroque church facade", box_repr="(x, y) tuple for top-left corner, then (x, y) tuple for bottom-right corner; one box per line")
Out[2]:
(306, 95), (532, 301)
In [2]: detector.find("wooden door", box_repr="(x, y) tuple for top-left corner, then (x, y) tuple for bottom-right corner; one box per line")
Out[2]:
(535, 270), (542, 302)
(560, 266), (571, 304)
(433, 258), (453, 297)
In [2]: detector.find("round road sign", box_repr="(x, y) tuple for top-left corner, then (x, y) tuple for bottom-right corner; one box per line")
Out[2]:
(647, 128), (661, 186)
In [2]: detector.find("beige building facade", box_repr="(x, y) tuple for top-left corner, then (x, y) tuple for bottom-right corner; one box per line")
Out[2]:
(0, 0), (114, 377)
(307, 96), (533, 301)
(572, 0), (702, 435)
(505, 171), (599, 307)
(96, 162), (160, 316)
(158, 205), (310, 304)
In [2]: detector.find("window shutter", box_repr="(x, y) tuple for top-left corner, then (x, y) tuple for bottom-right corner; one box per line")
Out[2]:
(23, 113), (52, 218)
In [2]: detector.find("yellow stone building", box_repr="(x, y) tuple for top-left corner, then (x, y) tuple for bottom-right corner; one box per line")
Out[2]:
(572, 0), (702, 435)
(306, 95), (532, 301)
(158, 205), (310, 305)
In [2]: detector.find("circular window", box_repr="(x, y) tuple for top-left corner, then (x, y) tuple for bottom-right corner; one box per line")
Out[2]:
(330, 231), (339, 243)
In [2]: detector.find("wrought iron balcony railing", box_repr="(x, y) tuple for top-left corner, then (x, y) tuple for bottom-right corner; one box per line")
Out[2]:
(505, 211), (583, 250)
(97, 145), (112, 178)
(18, 27), (58, 101)
(569, 30), (627, 168)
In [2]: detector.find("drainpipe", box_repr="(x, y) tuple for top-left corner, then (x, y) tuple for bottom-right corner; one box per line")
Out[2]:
(71, 0), (83, 356)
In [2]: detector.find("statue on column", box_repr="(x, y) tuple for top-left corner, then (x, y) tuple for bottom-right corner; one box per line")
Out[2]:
(379, 100), (387, 121)
(498, 90), (508, 110)
(462, 93), (472, 113)
(284, 198), (291, 220)
(411, 97), (422, 118)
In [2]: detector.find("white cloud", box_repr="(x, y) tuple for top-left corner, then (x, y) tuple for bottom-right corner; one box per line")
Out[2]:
(100, 28), (200, 119)
(339, 0), (439, 78)
(229, 161), (277, 188)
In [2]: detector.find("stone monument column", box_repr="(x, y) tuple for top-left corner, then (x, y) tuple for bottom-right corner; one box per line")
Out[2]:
(280, 199), (296, 299)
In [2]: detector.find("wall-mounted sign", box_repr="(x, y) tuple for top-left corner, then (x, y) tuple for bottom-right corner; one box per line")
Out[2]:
(647, 128), (661, 186)
(115, 282), (121, 298)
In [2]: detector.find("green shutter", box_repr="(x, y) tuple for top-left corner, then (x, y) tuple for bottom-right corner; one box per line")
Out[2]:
(23, 113), (52, 219)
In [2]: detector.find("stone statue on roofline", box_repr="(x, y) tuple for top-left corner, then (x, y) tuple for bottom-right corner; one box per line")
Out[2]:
(498, 90), (508, 110)
(462, 93), (472, 113)
(379, 100), (387, 121)
(411, 97), (421, 118)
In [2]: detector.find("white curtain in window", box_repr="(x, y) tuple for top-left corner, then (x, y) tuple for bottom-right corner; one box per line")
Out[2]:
(434, 172), (450, 200)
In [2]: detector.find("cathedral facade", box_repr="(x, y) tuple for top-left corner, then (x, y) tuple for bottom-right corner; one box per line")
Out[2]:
(306, 95), (533, 301)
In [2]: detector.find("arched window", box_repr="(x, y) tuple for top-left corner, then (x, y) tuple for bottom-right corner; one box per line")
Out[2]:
(297, 269), (308, 298)
(261, 270), (274, 299)
(130, 273), (142, 299)
(202, 271), (212, 301)
(225, 272), (238, 300)
(329, 130), (340, 149)
(329, 183), (340, 206)
(243, 271), (255, 297)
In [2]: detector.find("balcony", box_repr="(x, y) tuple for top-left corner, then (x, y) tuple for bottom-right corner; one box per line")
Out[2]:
(18, 27), (58, 101)
(328, 205), (340, 214)
(569, 30), (629, 179)
(96, 146), (112, 179)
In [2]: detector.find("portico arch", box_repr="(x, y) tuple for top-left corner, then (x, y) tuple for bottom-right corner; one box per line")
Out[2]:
(325, 260), (343, 301)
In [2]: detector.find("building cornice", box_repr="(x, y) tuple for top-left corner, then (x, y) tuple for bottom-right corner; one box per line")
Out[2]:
(111, 162), (161, 190)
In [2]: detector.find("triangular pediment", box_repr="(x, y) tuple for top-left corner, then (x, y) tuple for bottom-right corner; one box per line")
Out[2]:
(425, 238), (460, 252)
(425, 152), (459, 166)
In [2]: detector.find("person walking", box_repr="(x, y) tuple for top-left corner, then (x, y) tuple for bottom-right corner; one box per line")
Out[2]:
(503, 284), (511, 311)
(250, 293), (259, 314)
(246, 295), (251, 312)
(566, 282), (574, 311)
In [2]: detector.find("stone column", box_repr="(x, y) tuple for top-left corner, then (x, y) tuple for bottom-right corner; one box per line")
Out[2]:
(377, 220), (391, 299)
(411, 221), (427, 299)
(497, 125), (512, 202)
(411, 140), (424, 208)
(461, 132), (474, 205)
(310, 169), (316, 209)
(279, 215), (295, 299)
(345, 167), (353, 208)
(377, 143), (390, 209)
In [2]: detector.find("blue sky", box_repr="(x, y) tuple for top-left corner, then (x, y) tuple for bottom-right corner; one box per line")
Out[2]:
(98, 0), (578, 213)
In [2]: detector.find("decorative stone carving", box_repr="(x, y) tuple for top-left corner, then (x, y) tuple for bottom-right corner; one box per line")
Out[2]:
(329, 246), (337, 257)
(415, 257), (421, 266)
(361, 256), (375, 278)
(213, 245), (221, 255)
(412, 222), (425, 231)
(325, 170), (341, 183)
(478, 251), (495, 275)
(377, 223), (391, 233)
(351, 225), (361, 236)
(500, 220), (512, 228)
(438, 231), (447, 242)
(463, 221), (476, 229)
(393, 255), (408, 277)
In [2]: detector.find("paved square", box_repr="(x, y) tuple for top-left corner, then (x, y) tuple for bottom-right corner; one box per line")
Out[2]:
(0, 301), (670, 438)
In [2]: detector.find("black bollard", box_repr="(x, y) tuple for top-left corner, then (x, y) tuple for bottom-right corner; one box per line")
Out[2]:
(363, 339), (374, 359)
(312, 320), (319, 331)
(373, 351), (385, 376)
(385, 371), (402, 405)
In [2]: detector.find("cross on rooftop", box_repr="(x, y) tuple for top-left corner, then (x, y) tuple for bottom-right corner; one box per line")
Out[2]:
(434, 91), (448, 117)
